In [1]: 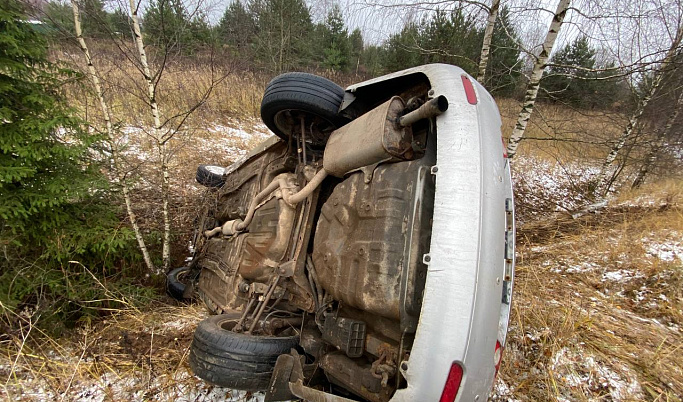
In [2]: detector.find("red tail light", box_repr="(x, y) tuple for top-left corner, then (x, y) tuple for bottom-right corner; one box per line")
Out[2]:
(502, 137), (508, 158)
(439, 362), (464, 402)
(494, 340), (503, 373)
(461, 75), (477, 105)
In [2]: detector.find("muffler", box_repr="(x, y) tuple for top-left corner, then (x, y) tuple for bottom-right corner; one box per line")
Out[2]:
(323, 95), (447, 178)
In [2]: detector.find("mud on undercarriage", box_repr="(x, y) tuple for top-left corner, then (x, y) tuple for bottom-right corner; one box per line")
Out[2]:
(177, 71), (448, 401)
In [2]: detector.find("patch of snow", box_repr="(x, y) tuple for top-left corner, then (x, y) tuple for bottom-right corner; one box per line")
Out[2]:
(644, 238), (683, 262)
(552, 261), (599, 274)
(602, 269), (636, 282)
(158, 314), (206, 332)
(550, 347), (643, 401)
(206, 124), (270, 142)
(489, 378), (521, 401)
(512, 156), (601, 220)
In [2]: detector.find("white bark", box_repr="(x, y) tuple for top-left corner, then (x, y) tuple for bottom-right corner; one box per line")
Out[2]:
(71, 1), (156, 274)
(631, 88), (683, 189)
(128, 0), (171, 274)
(506, 0), (571, 159)
(595, 23), (683, 195)
(477, 0), (501, 83)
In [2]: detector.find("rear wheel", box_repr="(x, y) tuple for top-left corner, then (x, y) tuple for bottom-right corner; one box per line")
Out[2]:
(260, 72), (348, 148)
(189, 312), (300, 391)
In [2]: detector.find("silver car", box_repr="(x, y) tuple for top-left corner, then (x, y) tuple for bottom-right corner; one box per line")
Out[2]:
(173, 64), (515, 402)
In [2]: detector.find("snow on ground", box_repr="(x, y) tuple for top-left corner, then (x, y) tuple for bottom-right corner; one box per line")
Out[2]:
(489, 378), (521, 402)
(643, 232), (683, 262)
(117, 120), (271, 164)
(512, 156), (600, 220)
(11, 366), (266, 402)
(550, 347), (643, 401)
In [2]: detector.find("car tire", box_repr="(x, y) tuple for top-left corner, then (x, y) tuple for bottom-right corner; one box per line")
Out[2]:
(196, 165), (226, 188)
(260, 72), (348, 147)
(166, 266), (191, 300)
(189, 312), (300, 391)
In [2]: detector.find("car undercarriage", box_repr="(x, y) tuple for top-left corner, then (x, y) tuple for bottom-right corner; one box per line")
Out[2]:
(174, 65), (515, 402)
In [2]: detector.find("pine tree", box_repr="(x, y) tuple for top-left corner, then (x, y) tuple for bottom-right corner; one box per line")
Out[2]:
(383, 22), (423, 72)
(349, 28), (363, 73)
(320, 5), (350, 72)
(218, 0), (256, 57)
(109, 7), (131, 37)
(143, 0), (203, 52)
(0, 1), (137, 332)
(421, 7), (482, 74)
(80, 0), (110, 38)
(249, 0), (313, 73)
(544, 36), (597, 106)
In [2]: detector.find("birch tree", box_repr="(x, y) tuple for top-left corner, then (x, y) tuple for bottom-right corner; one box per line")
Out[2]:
(126, 0), (172, 274)
(631, 83), (683, 189)
(70, 0), (156, 273)
(66, 0), (229, 275)
(506, 0), (571, 160)
(476, 0), (500, 82)
(594, 22), (683, 195)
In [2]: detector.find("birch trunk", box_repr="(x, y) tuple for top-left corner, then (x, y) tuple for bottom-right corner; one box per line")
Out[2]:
(71, 1), (156, 274)
(506, 0), (571, 160)
(631, 89), (683, 189)
(477, 0), (501, 83)
(595, 24), (683, 195)
(128, 0), (170, 274)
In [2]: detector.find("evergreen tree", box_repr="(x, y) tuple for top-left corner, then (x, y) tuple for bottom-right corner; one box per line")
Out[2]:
(421, 7), (482, 74)
(218, 0), (256, 57)
(143, 0), (211, 53)
(0, 1), (137, 332)
(44, 1), (116, 39)
(382, 8), (483, 75)
(80, 0), (110, 38)
(383, 22), (423, 72)
(320, 5), (350, 71)
(109, 7), (131, 37)
(349, 28), (363, 73)
(249, 0), (313, 73)
(44, 1), (75, 37)
(543, 36), (620, 108)
(360, 44), (385, 76)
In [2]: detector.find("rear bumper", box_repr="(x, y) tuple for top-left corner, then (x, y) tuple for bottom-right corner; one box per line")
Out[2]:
(346, 64), (514, 401)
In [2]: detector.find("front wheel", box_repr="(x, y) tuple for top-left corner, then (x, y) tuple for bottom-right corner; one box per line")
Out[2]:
(196, 164), (226, 188)
(189, 312), (299, 391)
(166, 266), (192, 300)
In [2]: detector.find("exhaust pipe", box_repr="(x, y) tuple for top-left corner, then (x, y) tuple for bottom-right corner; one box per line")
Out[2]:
(398, 95), (448, 127)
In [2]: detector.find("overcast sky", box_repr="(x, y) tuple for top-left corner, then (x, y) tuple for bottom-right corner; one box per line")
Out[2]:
(98, 0), (682, 66)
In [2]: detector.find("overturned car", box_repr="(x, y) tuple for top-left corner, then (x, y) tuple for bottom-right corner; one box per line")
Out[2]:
(173, 64), (515, 401)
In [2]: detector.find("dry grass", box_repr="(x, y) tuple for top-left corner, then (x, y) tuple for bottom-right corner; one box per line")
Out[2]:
(0, 301), (262, 401)
(63, 52), (267, 127)
(497, 180), (683, 401)
(498, 98), (627, 164)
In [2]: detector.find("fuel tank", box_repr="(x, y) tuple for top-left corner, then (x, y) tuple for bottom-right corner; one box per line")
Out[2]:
(312, 157), (434, 325)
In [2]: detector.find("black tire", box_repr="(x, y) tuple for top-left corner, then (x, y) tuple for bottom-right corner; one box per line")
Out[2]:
(166, 266), (191, 300)
(260, 72), (348, 147)
(196, 164), (226, 188)
(189, 312), (300, 391)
